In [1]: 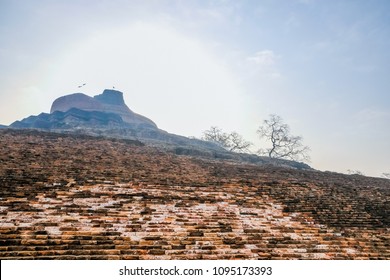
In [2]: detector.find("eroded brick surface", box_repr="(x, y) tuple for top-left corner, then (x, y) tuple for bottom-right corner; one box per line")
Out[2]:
(0, 130), (389, 259)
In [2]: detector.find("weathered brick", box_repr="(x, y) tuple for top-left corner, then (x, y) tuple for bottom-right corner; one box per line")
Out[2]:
(0, 129), (388, 260)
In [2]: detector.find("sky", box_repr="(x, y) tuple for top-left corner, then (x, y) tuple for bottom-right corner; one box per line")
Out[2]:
(0, 0), (389, 177)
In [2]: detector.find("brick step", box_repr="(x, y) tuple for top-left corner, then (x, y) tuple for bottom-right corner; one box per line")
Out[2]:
(0, 255), (121, 260)
(5, 245), (70, 251)
(0, 248), (122, 257)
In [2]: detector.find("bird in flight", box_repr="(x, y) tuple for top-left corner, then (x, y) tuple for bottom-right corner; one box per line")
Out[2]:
(78, 83), (86, 88)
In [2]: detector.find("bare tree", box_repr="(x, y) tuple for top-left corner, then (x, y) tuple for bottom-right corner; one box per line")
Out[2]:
(347, 169), (364, 176)
(227, 131), (252, 153)
(202, 126), (252, 153)
(202, 126), (230, 148)
(257, 114), (310, 162)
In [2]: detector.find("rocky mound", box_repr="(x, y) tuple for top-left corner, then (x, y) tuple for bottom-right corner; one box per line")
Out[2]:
(0, 129), (388, 260)
(50, 89), (157, 128)
(11, 108), (125, 129)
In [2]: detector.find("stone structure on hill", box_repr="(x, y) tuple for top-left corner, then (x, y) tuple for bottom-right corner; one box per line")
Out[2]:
(50, 89), (157, 128)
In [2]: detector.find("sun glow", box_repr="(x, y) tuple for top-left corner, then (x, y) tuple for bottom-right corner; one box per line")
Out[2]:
(43, 22), (246, 137)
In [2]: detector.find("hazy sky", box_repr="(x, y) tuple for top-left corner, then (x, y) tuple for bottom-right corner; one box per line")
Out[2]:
(1, 0), (389, 177)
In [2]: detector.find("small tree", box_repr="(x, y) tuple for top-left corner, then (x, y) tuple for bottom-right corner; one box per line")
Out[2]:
(257, 114), (310, 162)
(202, 126), (252, 153)
(228, 132), (252, 153)
(347, 169), (364, 176)
(202, 126), (230, 148)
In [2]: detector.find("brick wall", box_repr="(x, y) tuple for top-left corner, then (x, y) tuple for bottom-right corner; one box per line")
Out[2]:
(0, 130), (388, 259)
